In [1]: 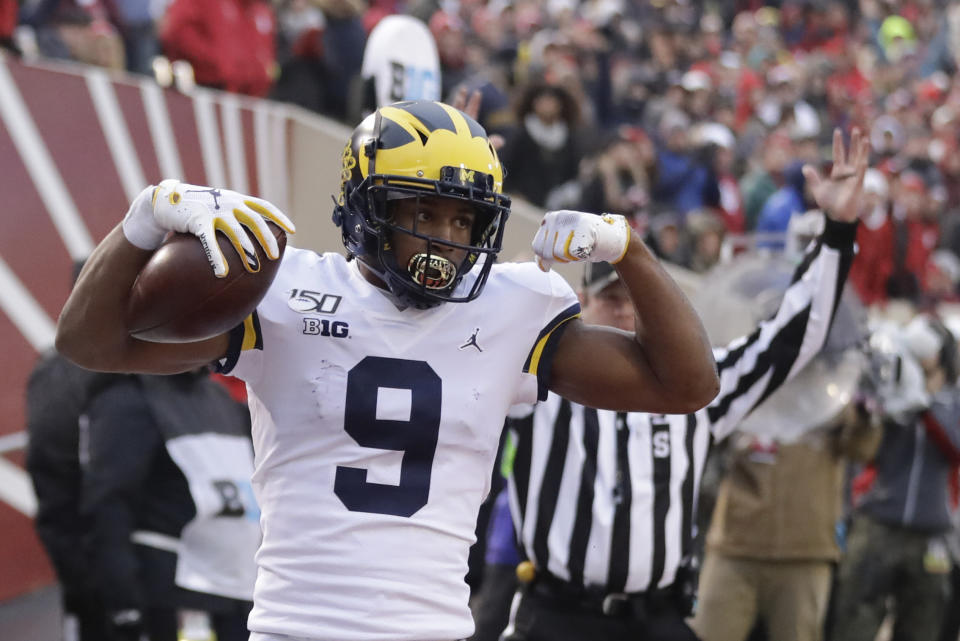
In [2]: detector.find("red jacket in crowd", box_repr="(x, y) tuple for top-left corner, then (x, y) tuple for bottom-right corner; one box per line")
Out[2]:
(161, 0), (276, 97)
(850, 215), (939, 305)
(0, 0), (17, 41)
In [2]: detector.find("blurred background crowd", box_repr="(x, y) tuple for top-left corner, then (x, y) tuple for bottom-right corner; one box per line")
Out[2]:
(4, 0), (960, 308)
(6, 0), (960, 640)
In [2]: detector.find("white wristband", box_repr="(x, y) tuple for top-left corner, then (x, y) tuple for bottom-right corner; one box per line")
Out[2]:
(590, 214), (631, 264)
(121, 185), (166, 250)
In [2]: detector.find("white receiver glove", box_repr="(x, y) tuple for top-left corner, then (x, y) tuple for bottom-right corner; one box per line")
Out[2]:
(122, 179), (296, 278)
(531, 210), (631, 272)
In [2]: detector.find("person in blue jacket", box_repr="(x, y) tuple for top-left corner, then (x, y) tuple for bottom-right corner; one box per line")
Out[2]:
(756, 160), (817, 249)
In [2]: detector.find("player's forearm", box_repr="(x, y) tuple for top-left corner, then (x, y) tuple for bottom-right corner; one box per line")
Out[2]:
(616, 231), (719, 411)
(56, 224), (153, 371)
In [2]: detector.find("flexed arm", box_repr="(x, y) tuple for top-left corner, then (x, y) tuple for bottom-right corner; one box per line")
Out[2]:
(533, 210), (719, 414)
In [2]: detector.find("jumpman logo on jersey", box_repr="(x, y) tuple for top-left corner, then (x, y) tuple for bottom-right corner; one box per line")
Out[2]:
(186, 187), (223, 209)
(459, 327), (483, 352)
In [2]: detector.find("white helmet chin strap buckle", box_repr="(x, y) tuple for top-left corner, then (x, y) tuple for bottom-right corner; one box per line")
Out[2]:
(407, 253), (457, 290)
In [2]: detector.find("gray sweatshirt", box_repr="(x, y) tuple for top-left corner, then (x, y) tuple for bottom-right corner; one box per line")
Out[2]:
(859, 387), (960, 534)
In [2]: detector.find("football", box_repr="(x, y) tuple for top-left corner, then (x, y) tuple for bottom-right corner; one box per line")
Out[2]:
(126, 222), (287, 342)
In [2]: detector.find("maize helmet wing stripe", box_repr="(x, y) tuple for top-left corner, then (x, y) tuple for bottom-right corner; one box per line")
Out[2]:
(358, 103), (504, 193)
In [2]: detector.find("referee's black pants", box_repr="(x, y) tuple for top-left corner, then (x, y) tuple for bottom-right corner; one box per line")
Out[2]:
(501, 589), (701, 641)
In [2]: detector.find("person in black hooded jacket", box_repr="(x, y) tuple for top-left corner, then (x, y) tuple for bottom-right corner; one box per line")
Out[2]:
(81, 370), (260, 641)
(26, 347), (119, 641)
(499, 83), (585, 207)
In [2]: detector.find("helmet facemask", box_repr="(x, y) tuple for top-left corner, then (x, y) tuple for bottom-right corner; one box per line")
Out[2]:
(364, 169), (507, 309)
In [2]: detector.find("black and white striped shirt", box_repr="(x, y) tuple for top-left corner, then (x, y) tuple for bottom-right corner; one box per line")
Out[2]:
(506, 218), (857, 594)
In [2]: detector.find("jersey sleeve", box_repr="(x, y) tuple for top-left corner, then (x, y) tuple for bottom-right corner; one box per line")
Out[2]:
(214, 311), (264, 380)
(214, 248), (313, 381)
(705, 218), (858, 441)
(516, 269), (581, 404)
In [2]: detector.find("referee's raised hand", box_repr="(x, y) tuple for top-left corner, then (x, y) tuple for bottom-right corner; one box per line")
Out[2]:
(802, 127), (870, 223)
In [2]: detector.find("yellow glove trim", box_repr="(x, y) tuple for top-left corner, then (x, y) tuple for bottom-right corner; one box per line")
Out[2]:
(551, 231), (570, 263)
(610, 225), (631, 264)
(244, 200), (296, 234)
(234, 209), (276, 261)
(218, 217), (261, 274)
(209, 219), (237, 276)
(562, 230), (579, 261)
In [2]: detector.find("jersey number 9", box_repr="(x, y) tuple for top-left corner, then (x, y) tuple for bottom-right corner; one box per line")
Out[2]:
(334, 356), (442, 517)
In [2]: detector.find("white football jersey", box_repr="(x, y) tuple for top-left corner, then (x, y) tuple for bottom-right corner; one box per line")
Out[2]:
(221, 248), (579, 641)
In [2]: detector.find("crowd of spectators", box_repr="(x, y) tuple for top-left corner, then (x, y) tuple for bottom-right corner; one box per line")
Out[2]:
(4, 0), (960, 310)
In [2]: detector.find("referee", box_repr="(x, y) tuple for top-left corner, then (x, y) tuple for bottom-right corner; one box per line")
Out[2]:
(499, 130), (868, 641)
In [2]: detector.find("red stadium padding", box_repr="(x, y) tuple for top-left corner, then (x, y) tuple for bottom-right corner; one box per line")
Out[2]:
(8, 61), (129, 242)
(113, 81), (164, 185)
(0, 499), (54, 603)
(0, 55), (295, 602)
(0, 106), (74, 320)
(240, 106), (260, 197)
(165, 87), (209, 184)
(0, 315), (37, 451)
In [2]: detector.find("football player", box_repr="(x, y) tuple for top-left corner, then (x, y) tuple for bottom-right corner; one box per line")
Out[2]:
(56, 101), (720, 641)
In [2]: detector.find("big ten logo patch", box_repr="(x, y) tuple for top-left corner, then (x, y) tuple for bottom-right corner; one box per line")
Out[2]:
(303, 318), (350, 338)
(212, 479), (259, 520)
